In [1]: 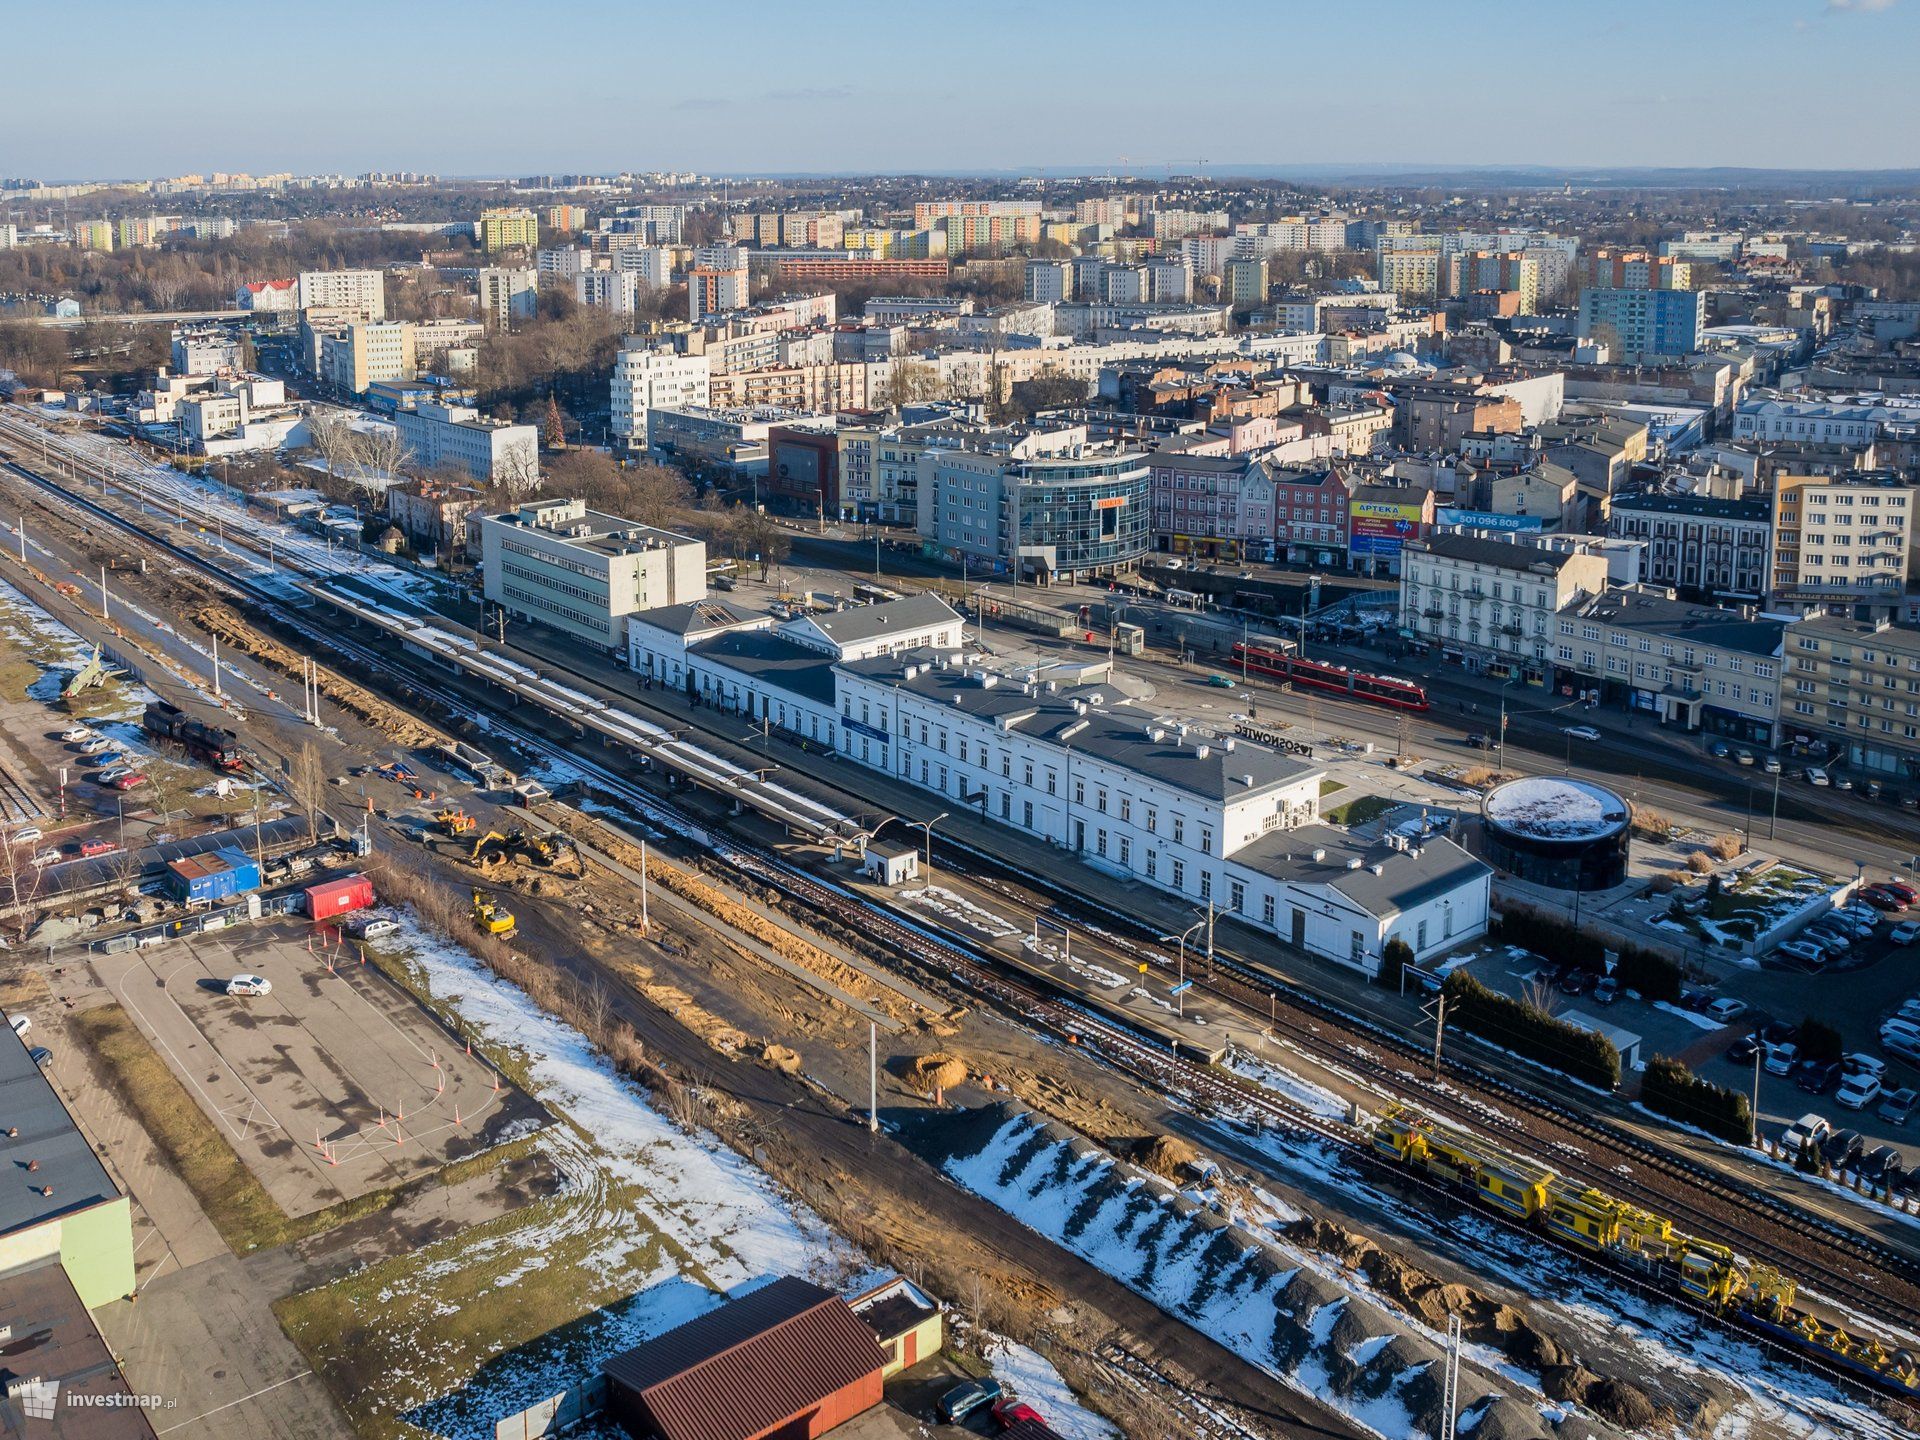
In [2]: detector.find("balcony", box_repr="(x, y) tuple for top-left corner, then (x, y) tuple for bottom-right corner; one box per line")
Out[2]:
(1499, 624), (1522, 637)
(1422, 606), (1445, 620)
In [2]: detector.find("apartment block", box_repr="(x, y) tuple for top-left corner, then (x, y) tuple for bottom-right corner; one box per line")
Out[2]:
(479, 207), (539, 253)
(1577, 287), (1705, 362)
(1399, 532), (1612, 682)
(317, 321), (415, 394)
(394, 400), (539, 487)
(1784, 615), (1920, 777)
(610, 343), (711, 448)
(297, 268), (386, 321)
(1607, 492), (1771, 598)
(1769, 473), (1914, 612)
(478, 267), (538, 329)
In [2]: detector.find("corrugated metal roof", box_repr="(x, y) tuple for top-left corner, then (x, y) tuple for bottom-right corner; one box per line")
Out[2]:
(602, 1277), (887, 1440)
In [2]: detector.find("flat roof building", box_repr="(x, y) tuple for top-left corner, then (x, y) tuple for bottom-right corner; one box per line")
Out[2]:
(480, 498), (706, 650)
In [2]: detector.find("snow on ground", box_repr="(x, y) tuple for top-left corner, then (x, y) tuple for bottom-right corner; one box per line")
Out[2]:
(984, 1338), (1120, 1440)
(1652, 999), (1728, 1032)
(1222, 1045), (1352, 1121)
(899, 883), (1020, 938)
(378, 913), (880, 1434)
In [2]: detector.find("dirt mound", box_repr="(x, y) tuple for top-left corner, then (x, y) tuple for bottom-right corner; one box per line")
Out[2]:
(760, 1043), (802, 1074)
(1133, 1134), (1199, 1180)
(908, 1052), (968, 1096)
(1543, 1367), (1661, 1431)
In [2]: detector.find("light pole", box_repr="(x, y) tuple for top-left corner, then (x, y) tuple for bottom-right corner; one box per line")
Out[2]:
(1163, 917), (1206, 1017)
(910, 812), (948, 883)
(1496, 679), (1514, 775)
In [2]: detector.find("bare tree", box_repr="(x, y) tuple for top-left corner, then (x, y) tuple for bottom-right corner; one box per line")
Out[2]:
(306, 409), (356, 487)
(356, 421), (409, 488)
(291, 740), (327, 840)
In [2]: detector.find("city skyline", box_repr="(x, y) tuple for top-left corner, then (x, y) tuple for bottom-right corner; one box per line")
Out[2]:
(8, 0), (1919, 180)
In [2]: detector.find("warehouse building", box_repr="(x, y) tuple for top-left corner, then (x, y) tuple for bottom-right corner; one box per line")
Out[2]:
(601, 1276), (889, 1440)
(0, 1263), (157, 1437)
(0, 1026), (136, 1311)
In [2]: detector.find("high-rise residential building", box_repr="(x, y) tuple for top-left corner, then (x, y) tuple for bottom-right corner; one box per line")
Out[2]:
(575, 269), (642, 314)
(1378, 250), (1440, 298)
(543, 204), (590, 234)
(1073, 196), (1127, 228)
(536, 246), (589, 279)
(1224, 256), (1269, 312)
(1582, 249), (1691, 292)
(1576, 287), (1705, 362)
(71, 219), (113, 251)
(1180, 235), (1236, 277)
(1024, 258), (1072, 304)
(610, 342), (712, 448)
(479, 207), (539, 254)
(689, 257), (749, 320)
(605, 204), (684, 243)
(478, 267), (538, 329)
(1769, 472), (1914, 612)
(297, 268), (385, 321)
(1446, 251), (1543, 313)
(1783, 614), (1920, 776)
(613, 245), (673, 288)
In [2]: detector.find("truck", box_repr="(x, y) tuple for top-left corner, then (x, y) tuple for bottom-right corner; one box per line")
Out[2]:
(143, 700), (245, 771)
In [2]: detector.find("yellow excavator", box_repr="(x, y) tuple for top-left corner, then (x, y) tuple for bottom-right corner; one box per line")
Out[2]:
(470, 827), (561, 868)
(471, 888), (516, 937)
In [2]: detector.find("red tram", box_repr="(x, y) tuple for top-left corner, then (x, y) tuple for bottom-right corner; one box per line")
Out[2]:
(1229, 642), (1430, 712)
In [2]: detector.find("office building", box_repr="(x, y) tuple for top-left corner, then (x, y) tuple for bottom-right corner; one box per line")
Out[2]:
(480, 497), (705, 649)
(478, 266), (538, 329)
(918, 439), (1151, 582)
(317, 321), (415, 394)
(610, 343), (711, 448)
(394, 400), (540, 487)
(1577, 287), (1705, 362)
(297, 268), (385, 321)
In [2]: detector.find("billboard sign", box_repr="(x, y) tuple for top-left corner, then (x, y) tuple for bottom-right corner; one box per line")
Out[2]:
(1348, 499), (1424, 558)
(1437, 507), (1543, 532)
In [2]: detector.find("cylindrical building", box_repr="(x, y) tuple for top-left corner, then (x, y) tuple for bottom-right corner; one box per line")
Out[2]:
(1480, 775), (1630, 890)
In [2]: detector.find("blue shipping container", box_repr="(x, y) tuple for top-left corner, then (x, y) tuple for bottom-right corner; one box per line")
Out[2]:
(164, 846), (262, 904)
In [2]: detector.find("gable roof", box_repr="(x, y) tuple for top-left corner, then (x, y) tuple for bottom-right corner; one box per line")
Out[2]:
(602, 1277), (887, 1440)
(1234, 824), (1490, 921)
(793, 593), (959, 650)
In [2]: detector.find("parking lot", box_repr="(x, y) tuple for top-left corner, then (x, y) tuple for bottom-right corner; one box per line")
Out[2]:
(98, 919), (541, 1217)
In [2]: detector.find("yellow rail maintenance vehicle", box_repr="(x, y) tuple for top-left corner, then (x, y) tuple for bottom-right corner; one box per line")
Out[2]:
(1371, 1104), (1551, 1220)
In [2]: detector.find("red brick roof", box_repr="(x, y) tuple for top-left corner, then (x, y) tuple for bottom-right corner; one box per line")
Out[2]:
(601, 1277), (888, 1440)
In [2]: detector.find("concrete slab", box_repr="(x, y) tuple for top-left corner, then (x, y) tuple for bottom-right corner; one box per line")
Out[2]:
(94, 921), (541, 1217)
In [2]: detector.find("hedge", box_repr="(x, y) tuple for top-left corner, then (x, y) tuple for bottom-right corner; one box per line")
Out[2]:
(1379, 938), (1413, 991)
(1640, 1054), (1753, 1144)
(1491, 907), (1681, 1004)
(1441, 971), (1621, 1090)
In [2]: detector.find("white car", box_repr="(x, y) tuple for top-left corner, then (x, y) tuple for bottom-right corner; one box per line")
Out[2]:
(1563, 725), (1601, 742)
(1806, 767), (1831, 786)
(1844, 1053), (1887, 1081)
(1837, 1073), (1884, 1111)
(28, 850), (58, 869)
(224, 974), (272, 997)
(1708, 997), (1750, 1023)
(1778, 940), (1827, 967)
(7, 826), (41, 845)
(348, 917), (399, 940)
(1764, 1042), (1800, 1076)
(1883, 1018), (1920, 1049)
(8, 1016), (28, 1039)
(59, 726), (93, 743)
(1893, 921), (1920, 946)
(1782, 1112), (1831, 1152)
(95, 768), (130, 784)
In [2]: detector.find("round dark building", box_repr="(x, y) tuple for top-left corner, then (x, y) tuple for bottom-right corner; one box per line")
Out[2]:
(1480, 775), (1630, 890)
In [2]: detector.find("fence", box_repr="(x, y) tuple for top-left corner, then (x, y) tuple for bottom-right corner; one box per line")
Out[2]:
(494, 1375), (608, 1440)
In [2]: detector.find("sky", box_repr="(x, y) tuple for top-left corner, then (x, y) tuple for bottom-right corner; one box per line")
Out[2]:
(5, 0), (1919, 181)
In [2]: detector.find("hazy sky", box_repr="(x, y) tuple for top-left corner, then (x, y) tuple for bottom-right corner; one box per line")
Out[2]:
(7, 0), (1919, 179)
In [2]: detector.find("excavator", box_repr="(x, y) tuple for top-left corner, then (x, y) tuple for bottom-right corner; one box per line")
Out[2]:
(471, 888), (516, 937)
(470, 827), (562, 868)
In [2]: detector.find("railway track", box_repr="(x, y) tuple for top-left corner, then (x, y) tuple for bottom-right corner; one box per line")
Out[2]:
(5, 427), (1920, 1411)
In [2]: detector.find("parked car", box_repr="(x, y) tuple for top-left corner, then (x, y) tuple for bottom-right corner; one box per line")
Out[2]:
(1886, 1033), (1920, 1068)
(1883, 1018), (1920, 1050)
(991, 1400), (1047, 1429)
(108, 773), (145, 791)
(76, 736), (111, 754)
(1558, 967), (1591, 996)
(1563, 725), (1601, 742)
(87, 751), (125, 769)
(1805, 766), (1830, 786)
(1845, 1054), (1888, 1081)
(1765, 1042), (1801, 1076)
(1708, 998), (1750, 1024)
(1862, 889), (1908, 913)
(1736, 748), (1756, 766)
(95, 767), (130, 783)
(347, 917), (399, 940)
(1881, 880), (1919, 904)
(1762, 1021), (1800, 1047)
(27, 1046), (50, 1069)
(224, 974), (272, 997)
(1533, 959), (1564, 988)
(1837, 1072), (1884, 1110)
(1822, 1128), (1865, 1168)
(78, 839), (118, 858)
(1679, 988), (1717, 1013)
(1836, 775), (1856, 792)
(936, 1379), (1003, 1425)
(1711, 741), (1731, 758)
(1592, 975), (1620, 1005)
(1781, 1113), (1831, 1153)
(1778, 940), (1827, 967)
(58, 726), (94, 743)
(1726, 1033), (1763, 1065)
(7, 826), (42, 846)
(8, 1016), (28, 1039)
(28, 850), (58, 869)
(1794, 1059), (1843, 1094)
(1764, 756), (1783, 774)
(1880, 1088), (1919, 1126)
(1860, 1145), (1906, 1184)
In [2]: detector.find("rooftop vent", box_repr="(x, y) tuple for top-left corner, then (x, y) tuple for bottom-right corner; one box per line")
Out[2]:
(1310, 847), (1326, 862)
(1369, 862), (1386, 876)
(1194, 745), (1210, 760)
(1347, 857), (1365, 870)
(1149, 727), (1166, 743)
(1223, 737), (1236, 752)
(1241, 773), (1255, 787)
(1060, 719), (1088, 741)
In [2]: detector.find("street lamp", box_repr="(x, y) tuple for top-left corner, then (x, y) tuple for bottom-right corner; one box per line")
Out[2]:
(1162, 916), (1207, 1017)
